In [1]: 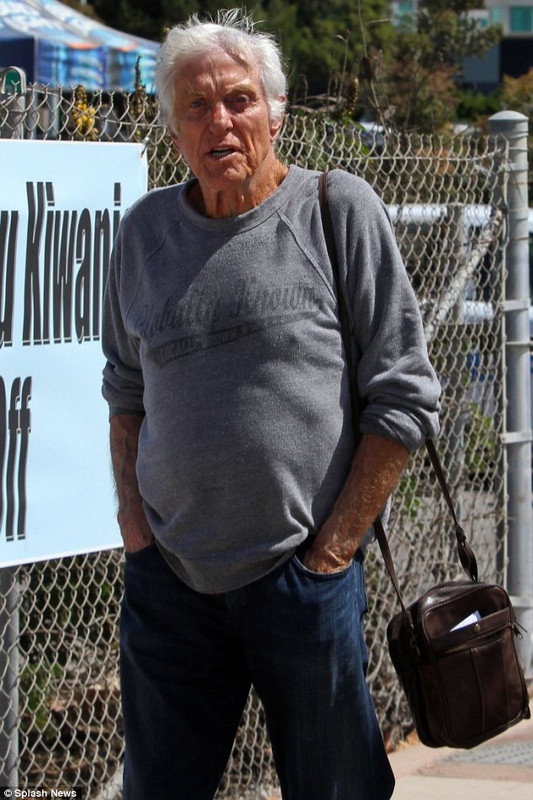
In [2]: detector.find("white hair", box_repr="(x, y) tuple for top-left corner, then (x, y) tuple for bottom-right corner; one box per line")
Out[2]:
(156, 9), (287, 133)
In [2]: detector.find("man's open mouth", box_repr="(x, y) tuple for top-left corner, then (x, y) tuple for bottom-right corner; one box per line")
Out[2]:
(210, 147), (237, 158)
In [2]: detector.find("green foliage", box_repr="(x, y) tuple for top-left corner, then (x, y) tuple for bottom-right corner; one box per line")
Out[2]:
(20, 556), (120, 672)
(87, 1), (513, 136)
(501, 68), (533, 118)
(20, 660), (63, 736)
(377, 54), (459, 132)
(455, 88), (502, 123)
(368, 1), (503, 131)
(89, 0), (394, 98)
(416, 0), (502, 68)
(91, 0), (247, 42)
(501, 69), (533, 204)
(266, 1), (395, 100)
(278, 108), (371, 172)
(464, 401), (497, 478)
(398, 474), (422, 519)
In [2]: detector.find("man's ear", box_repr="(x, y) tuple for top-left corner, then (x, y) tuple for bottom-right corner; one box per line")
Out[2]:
(270, 98), (286, 142)
(169, 130), (182, 152)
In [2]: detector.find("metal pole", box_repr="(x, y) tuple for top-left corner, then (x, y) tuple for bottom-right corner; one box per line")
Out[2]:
(445, 204), (467, 493)
(0, 567), (19, 786)
(0, 67), (26, 140)
(489, 110), (532, 674)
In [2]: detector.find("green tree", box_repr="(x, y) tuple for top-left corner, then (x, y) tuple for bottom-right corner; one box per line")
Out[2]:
(368, 0), (503, 131)
(262, 0), (394, 101)
(88, 0), (394, 97)
(90, 0), (245, 42)
(87, 0), (505, 133)
(416, 0), (502, 74)
(501, 68), (533, 118)
(500, 69), (533, 203)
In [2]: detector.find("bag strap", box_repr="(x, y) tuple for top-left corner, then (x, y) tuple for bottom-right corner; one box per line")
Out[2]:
(425, 438), (478, 581)
(318, 170), (359, 432)
(317, 171), (478, 616)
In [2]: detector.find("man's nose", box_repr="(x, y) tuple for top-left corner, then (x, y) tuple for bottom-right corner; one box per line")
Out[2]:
(209, 101), (232, 131)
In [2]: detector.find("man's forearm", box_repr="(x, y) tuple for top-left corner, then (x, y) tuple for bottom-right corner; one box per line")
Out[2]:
(304, 433), (409, 573)
(110, 412), (154, 552)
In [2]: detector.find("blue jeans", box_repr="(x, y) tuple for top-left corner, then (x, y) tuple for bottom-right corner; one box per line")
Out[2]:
(120, 543), (395, 800)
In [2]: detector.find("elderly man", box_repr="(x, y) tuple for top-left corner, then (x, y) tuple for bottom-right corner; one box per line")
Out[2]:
(102, 9), (440, 800)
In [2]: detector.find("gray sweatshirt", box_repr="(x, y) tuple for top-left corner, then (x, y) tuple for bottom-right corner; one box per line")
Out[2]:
(102, 166), (440, 592)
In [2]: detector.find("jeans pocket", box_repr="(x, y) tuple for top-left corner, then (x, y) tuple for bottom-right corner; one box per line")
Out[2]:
(124, 541), (157, 561)
(292, 551), (354, 581)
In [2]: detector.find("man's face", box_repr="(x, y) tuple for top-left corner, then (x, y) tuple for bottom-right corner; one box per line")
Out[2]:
(171, 50), (283, 197)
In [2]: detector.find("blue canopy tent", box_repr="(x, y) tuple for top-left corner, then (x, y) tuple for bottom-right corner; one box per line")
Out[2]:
(0, 0), (159, 91)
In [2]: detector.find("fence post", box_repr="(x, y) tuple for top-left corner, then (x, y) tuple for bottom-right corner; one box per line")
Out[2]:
(0, 67), (26, 139)
(0, 567), (19, 786)
(444, 204), (468, 493)
(489, 110), (532, 674)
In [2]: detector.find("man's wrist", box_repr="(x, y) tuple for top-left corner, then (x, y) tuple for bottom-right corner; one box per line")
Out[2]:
(302, 541), (355, 573)
(117, 510), (154, 552)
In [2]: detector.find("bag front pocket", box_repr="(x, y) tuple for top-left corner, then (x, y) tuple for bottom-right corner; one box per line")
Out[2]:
(431, 622), (527, 747)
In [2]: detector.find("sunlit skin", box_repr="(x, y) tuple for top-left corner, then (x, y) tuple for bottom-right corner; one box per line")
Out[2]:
(170, 50), (288, 219)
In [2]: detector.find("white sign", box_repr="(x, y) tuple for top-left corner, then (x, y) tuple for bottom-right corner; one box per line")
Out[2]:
(0, 139), (148, 566)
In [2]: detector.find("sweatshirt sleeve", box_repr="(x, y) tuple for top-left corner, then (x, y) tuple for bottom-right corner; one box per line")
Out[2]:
(101, 221), (145, 418)
(328, 170), (441, 451)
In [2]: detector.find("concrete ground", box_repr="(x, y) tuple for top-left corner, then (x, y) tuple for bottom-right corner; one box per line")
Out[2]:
(389, 704), (533, 799)
(266, 686), (533, 800)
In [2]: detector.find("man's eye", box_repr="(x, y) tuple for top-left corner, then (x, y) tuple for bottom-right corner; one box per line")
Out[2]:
(230, 95), (251, 108)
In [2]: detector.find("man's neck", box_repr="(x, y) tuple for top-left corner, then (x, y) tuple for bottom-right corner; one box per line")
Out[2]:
(188, 159), (289, 219)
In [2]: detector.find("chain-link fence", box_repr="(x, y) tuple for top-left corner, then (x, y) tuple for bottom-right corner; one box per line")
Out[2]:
(1, 86), (511, 798)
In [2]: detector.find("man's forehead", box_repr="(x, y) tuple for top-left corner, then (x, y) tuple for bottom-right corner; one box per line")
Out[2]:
(175, 51), (260, 94)
(179, 77), (257, 97)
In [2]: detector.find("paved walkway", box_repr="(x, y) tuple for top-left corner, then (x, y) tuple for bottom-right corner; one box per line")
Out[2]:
(389, 698), (533, 799)
(266, 687), (533, 800)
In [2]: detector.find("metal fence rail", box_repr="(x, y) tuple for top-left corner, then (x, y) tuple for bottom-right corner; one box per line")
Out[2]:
(0, 86), (510, 799)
